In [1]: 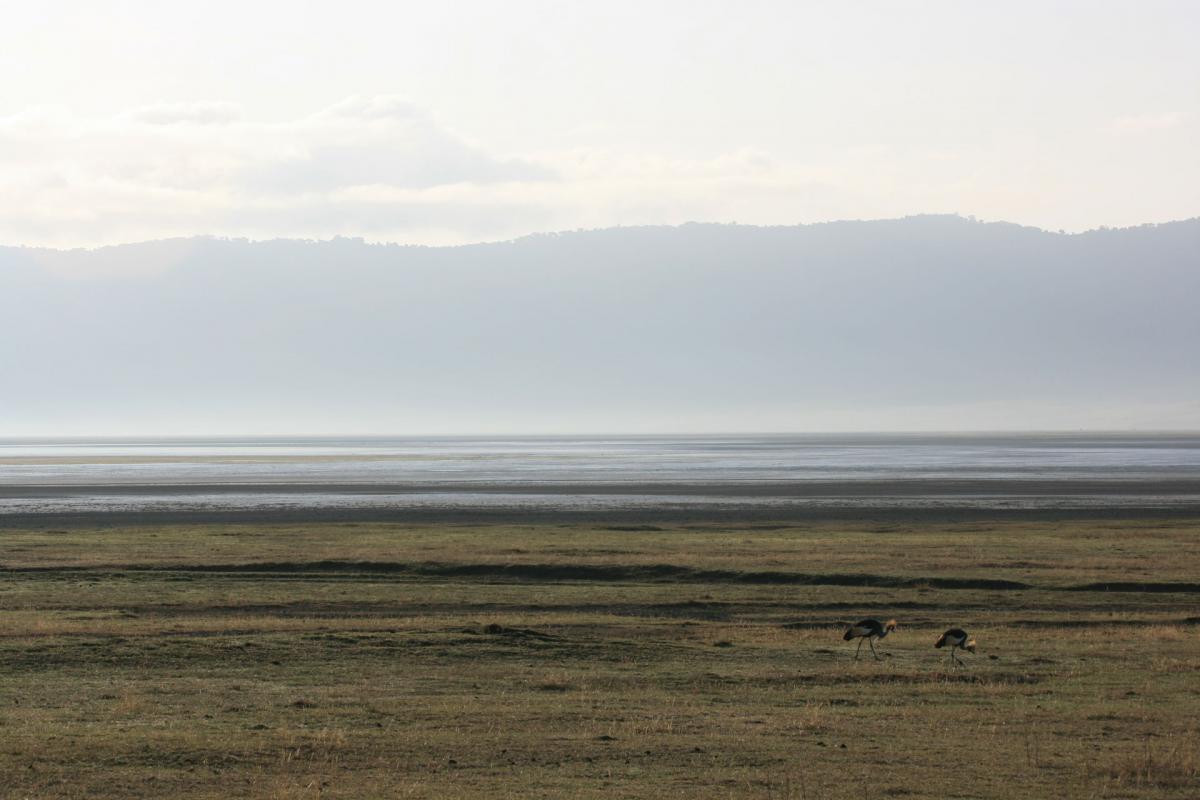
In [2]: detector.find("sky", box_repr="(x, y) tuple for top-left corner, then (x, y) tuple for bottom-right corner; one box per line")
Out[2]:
(2, 1), (1197, 248)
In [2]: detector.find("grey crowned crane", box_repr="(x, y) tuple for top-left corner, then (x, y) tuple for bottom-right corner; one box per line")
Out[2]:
(934, 628), (976, 667)
(842, 618), (897, 660)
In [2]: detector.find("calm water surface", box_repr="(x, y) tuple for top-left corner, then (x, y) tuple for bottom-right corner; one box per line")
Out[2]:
(3, 434), (1199, 515)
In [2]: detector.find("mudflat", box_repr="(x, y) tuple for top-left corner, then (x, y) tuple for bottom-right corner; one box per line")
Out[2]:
(3, 477), (1200, 528)
(1, 516), (1198, 798)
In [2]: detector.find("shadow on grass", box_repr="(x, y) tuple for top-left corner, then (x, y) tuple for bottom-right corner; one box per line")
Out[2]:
(5, 560), (1033, 591)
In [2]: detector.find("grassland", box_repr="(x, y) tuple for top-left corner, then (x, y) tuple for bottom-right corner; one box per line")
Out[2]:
(1, 518), (1199, 799)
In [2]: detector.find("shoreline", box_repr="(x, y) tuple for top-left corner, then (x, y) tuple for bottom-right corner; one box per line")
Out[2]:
(4, 503), (1200, 528)
(6, 478), (1200, 528)
(5, 477), (1200, 497)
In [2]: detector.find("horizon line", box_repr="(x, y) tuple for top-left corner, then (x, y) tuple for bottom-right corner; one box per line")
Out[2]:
(3, 429), (1199, 442)
(4, 213), (1198, 255)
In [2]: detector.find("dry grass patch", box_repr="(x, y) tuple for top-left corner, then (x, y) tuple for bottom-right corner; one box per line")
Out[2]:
(3, 517), (1200, 798)
(1106, 738), (1200, 790)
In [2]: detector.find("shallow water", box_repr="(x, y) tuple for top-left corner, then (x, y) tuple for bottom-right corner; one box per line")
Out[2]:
(3, 433), (1200, 515)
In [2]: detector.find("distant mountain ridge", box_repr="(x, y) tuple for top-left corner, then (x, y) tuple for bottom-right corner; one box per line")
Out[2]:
(3, 213), (1197, 252)
(2, 215), (1198, 434)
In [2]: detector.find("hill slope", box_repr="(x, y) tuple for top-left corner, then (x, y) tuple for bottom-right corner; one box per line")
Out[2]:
(2, 216), (1197, 433)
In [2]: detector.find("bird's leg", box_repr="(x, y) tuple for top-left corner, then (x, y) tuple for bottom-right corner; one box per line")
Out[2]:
(854, 638), (864, 660)
(870, 638), (881, 660)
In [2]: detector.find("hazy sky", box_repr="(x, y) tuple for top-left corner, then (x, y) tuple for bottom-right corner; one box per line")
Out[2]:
(2, 1), (1197, 248)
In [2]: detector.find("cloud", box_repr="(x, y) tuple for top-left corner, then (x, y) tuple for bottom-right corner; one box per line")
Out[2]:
(316, 95), (423, 122)
(245, 96), (551, 193)
(0, 97), (569, 246)
(17, 95), (1180, 250)
(1, 97), (840, 248)
(127, 102), (242, 125)
(0, 96), (550, 193)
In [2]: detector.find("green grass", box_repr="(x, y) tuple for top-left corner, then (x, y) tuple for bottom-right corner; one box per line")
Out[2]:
(1, 519), (1199, 798)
